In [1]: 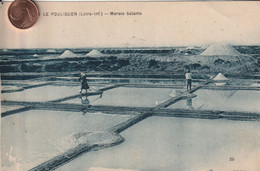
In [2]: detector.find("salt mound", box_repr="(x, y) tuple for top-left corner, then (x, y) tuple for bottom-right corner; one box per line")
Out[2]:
(186, 46), (195, 50)
(251, 83), (260, 87)
(59, 50), (78, 58)
(86, 50), (103, 57)
(200, 44), (209, 49)
(213, 73), (229, 81)
(2, 49), (8, 52)
(47, 49), (56, 53)
(169, 90), (182, 97)
(33, 54), (38, 57)
(200, 43), (241, 56)
(186, 46), (198, 50)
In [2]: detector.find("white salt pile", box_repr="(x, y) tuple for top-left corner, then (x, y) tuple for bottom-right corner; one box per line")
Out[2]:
(186, 46), (195, 50)
(33, 54), (38, 57)
(251, 83), (260, 87)
(2, 49), (8, 52)
(200, 44), (209, 49)
(59, 50), (78, 58)
(155, 100), (166, 105)
(169, 90), (182, 97)
(186, 46), (198, 50)
(213, 73), (229, 81)
(47, 49), (56, 53)
(86, 50), (104, 57)
(200, 43), (241, 56)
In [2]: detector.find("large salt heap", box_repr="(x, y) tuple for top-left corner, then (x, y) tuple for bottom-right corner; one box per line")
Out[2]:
(181, 43), (259, 73)
(59, 50), (78, 58)
(86, 50), (104, 57)
(200, 43), (241, 56)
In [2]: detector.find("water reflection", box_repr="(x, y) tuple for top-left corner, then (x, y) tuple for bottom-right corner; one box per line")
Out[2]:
(80, 95), (90, 115)
(186, 98), (194, 110)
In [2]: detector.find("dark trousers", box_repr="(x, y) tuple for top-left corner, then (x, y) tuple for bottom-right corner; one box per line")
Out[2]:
(186, 79), (192, 90)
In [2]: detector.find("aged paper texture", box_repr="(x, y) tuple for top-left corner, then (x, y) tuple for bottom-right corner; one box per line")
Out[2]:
(1, 1), (260, 171)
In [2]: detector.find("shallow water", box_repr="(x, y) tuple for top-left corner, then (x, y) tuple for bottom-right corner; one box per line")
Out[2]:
(64, 87), (173, 107)
(1, 85), (80, 102)
(57, 117), (260, 171)
(169, 89), (260, 113)
(1, 85), (22, 91)
(1, 110), (132, 171)
(1, 78), (260, 171)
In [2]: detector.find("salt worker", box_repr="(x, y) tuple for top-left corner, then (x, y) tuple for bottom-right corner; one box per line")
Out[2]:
(78, 73), (89, 94)
(185, 69), (192, 91)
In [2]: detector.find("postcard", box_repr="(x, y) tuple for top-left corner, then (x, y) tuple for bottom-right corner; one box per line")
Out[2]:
(1, 1), (260, 171)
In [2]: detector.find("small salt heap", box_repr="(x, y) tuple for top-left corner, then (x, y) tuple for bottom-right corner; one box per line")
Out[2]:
(85, 50), (104, 57)
(47, 49), (56, 53)
(169, 90), (182, 97)
(59, 50), (78, 58)
(213, 73), (229, 86)
(213, 73), (229, 81)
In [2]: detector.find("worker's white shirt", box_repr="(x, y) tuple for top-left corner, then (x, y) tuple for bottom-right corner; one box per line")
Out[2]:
(185, 73), (192, 79)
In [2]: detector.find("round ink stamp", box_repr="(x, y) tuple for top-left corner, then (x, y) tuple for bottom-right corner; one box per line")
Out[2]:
(8, 0), (39, 29)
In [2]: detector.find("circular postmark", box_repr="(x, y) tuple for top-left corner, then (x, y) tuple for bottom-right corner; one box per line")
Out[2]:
(8, 0), (39, 29)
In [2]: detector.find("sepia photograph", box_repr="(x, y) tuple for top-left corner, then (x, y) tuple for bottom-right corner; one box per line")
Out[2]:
(1, 1), (260, 171)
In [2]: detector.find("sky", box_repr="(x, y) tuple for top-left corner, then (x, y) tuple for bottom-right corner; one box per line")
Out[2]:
(1, 1), (260, 48)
